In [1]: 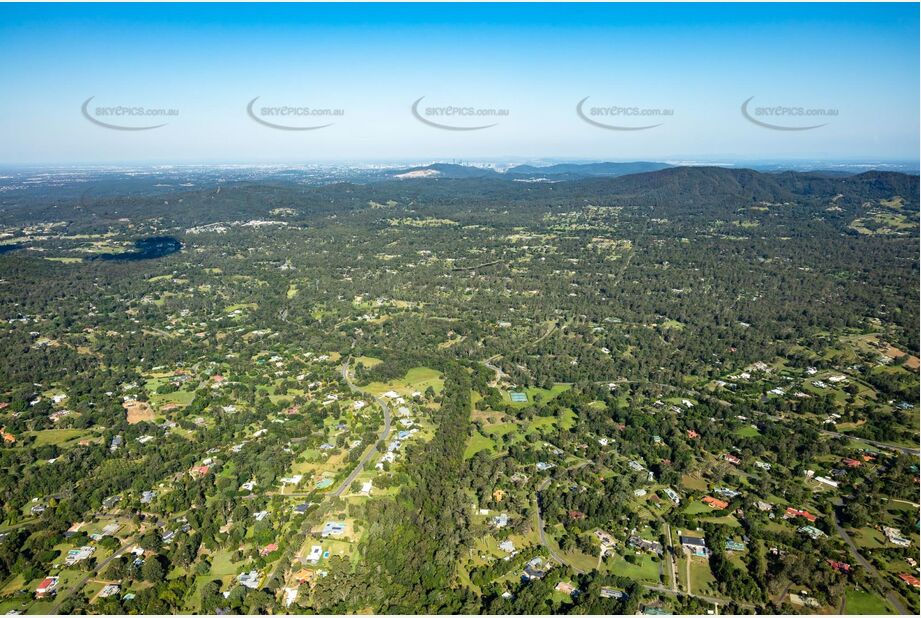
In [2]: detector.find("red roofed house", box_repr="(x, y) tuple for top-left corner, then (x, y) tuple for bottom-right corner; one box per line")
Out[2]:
(898, 573), (920, 589)
(190, 465), (210, 478)
(687, 430), (700, 439)
(260, 543), (279, 556)
(841, 458), (862, 469)
(784, 507), (818, 523)
(702, 496), (730, 510)
(568, 510), (586, 520)
(212, 374), (224, 383)
(35, 576), (59, 598)
(722, 453), (741, 465)
(826, 559), (851, 573)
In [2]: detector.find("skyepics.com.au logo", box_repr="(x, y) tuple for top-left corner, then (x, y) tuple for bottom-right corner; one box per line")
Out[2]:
(81, 97), (178, 130)
(246, 97), (344, 131)
(576, 96), (673, 131)
(741, 96), (837, 131)
(411, 97), (509, 131)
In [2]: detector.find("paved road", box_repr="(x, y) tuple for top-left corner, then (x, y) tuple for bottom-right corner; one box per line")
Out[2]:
(817, 429), (919, 457)
(831, 503), (910, 615)
(664, 523), (679, 592)
(334, 359), (392, 498)
(643, 584), (749, 609)
(535, 480), (753, 610)
(50, 540), (134, 614)
(266, 359), (393, 589)
(535, 478), (585, 574)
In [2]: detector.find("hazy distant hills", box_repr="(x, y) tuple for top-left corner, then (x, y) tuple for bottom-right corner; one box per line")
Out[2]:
(390, 161), (673, 180)
(505, 161), (672, 178)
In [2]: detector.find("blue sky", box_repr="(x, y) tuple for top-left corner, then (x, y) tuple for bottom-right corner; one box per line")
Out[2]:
(0, 2), (917, 165)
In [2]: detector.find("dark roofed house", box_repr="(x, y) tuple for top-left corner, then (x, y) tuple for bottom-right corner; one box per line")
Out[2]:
(628, 535), (663, 555)
(522, 556), (547, 581)
(680, 534), (709, 557)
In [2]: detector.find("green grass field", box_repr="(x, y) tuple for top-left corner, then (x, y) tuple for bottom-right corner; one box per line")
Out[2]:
(464, 431), (496, 459)
(609, 554), (660, 583)
(684, 501), (716, 516)
(27, 429), (90, 447)
(502, 383), (571, 407)
(845, 587), (894, 614)
(365, 367), (444, 397)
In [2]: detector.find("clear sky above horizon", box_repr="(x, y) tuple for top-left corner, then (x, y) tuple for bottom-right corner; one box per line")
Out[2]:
(0, 2), (918, 165)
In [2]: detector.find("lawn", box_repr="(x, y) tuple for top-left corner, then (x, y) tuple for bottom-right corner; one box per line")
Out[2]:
(684, 501), (716, 516)
(365, 367), (444, 397)
(609, 553), (661, 583)
(464, 431), (496, 459)
(734, 425), (760, 438)
(208, 549), (243, 577)
(26, 429), (90, 447)
(502, 383), (571, 407)
(845, 587), (894, 614)
(354, 355), (383, 368)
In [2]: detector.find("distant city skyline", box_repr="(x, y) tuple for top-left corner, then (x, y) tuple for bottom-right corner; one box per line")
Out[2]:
(0, 2), (918, 165)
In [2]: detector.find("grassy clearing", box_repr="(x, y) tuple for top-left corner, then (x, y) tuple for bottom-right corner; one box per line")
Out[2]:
(26, 429), (90, 447)
(365, 367), (444, 397)
(845, 587), (894, 614)
(464, 431), (496, 459)
(502, 383), (571, 407)
(608, 553), (660, 583)
(354, 356), (383, 369)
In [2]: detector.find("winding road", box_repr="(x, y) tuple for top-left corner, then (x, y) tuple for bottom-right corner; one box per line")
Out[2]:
(334, 359), (392, 497)
(50, 541), (134, 614)
(831, 502), (910, 615)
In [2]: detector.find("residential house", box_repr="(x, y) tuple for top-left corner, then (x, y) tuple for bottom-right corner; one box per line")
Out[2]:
(492, 513), (509, 529)
(522, 556), (547, 581)
(785, 507), (818, 523)
(798, 525), (826, 540)
(662, 487), (681, 505)
(600, 587), (628, 599)
(628, 535), (663, 555)
(35, 576), (59, 598)
(883, 527), (911, 547)
(555, 582), (577, 596)
(65, 546), (94, 565)
(237, 571), (260, 589)
(628, 460), (645, 472)
(826, 559), (850, 573)
(306, 545), (323, 564)
(594, 530), (616, 549)
(321, 522), (345, 537)
(898, 574), (920, 589)
(725, 539), (746, 552)
(260, 543), (278, 557)
(702, 496), (729, 510)
(714, 487), (741, 499)
(679, 535), (709, 558)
